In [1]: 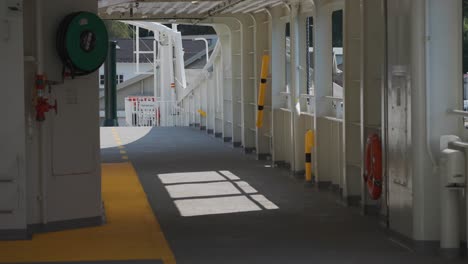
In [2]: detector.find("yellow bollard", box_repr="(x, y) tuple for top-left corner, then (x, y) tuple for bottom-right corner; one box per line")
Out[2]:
(256, 55), (270, 128)
(305, 130), (315, 183)
(197, 109), (207, 118)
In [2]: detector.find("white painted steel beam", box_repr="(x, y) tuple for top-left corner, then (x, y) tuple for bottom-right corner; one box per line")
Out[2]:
(153, 3), (170, 14)
(198, 1), (222, 14)
(164, 2), (184, 14)
(242, 1), (283, 14)
(186, 1), (211, 14)
(176, 2), (194, 14)
(99, 0), (223, 9)
(221, 0), (256, 14)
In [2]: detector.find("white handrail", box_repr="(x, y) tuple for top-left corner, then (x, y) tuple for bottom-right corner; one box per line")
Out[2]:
(180, 41), (222, 101)
(448, 109), (468, 117)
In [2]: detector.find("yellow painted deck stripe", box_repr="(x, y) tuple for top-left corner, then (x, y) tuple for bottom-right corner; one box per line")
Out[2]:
(0, 163), (176, 264)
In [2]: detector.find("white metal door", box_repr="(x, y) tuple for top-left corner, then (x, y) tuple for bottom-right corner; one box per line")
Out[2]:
(0, 0), (26, 233)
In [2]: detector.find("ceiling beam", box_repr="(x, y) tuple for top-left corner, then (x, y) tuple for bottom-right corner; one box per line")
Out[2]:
(153, 3), (170, 14)
(204, 0), (246, 17)
(186, 1), (212, 14)
(198, 1), (221, 14)
(100, 11), (206, 20)
(98, 0), (262, 20)
(221, 0), (255, 14)
(231, 0), (261, 13)
(241, 0), (283, 13)
(164, 2), (184, 14)
(101, 0), (225, 7)
(176, 2), (194, 14)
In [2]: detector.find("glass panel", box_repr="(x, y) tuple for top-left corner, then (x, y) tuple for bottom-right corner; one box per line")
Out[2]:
(286, 23), (291, 93)
(332, 10), (344, 98)
(463, 0), (468, 126)
(307, 17), (314, 96)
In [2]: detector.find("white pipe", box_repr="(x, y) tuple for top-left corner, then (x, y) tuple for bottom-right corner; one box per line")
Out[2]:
(35, 0), (47, 225)
(194, 37), (210, 65)
(448, 109), (468, 117)
(136, 26), (140, 73)
(153, 39), (157, 97)
(424, 0), (437, 167)
(289, 3), (300, 172)
(36, 0), (44, 75)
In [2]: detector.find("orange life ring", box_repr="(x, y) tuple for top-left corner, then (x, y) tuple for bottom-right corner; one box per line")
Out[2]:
(364, 134), (383, 200)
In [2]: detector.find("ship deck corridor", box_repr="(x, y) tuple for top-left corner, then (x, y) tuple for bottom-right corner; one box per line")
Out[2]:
(98, 127), (462, 264)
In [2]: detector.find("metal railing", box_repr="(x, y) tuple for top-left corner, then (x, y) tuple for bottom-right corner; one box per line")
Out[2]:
(124, 96), (190, 127)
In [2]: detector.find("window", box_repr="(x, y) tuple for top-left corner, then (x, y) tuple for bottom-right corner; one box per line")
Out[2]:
(306, 17), (314, 95)
(463, 0), (468, 127)
(117, 75), (124, 84)
(332, 10), (344, 98)
(100, 75), (124, 86)
(285, 23), (291, 93)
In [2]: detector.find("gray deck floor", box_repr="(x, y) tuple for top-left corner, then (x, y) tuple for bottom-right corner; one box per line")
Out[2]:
(101, 127), (464, 264)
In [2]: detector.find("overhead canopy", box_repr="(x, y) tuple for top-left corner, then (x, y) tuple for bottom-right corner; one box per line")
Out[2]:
(98, 0), (290, 20)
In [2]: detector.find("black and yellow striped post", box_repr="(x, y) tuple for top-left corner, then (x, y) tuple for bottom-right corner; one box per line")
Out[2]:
(256, 55), (270, 128)
(197, 109), (207, 130)
(197, 109), (207, 118)
(305, 130), (315, 184)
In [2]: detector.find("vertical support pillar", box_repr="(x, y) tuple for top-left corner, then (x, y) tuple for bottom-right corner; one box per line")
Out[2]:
(207, 67), (216, 134)
(231, 21), (243, 145)
(343, 0), (362, 204)
(159, 37), (172, 127)
(255, 11), (272, 159)
(201, 73), (208, 130)
(413, 0), (461, 242)
(104, 41), (119, 127)
(242, 14), (258, 151)
(271, 7), (288, 164)
(292, 7), (308, 175)
(315, 3), (334, 184)
(289, 3), (301, 172)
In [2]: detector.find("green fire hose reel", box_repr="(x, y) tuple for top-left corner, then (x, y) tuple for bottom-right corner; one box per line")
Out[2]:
(57, 11), (108, 77)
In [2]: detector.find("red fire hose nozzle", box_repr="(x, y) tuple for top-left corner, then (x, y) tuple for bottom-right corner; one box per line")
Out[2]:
(36, 98), (58, 122)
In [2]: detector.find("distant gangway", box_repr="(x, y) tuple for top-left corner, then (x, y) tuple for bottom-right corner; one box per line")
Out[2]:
(124, 96), (189, 127)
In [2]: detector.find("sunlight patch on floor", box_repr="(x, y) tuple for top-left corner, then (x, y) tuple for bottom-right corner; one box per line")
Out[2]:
(158, 170), (279, 217)
(166, 182), (241, 199)
(158, 171), (225, 184)
(100, 127), (152, 149)
(234, 181), (258, 194)
(174, 196), (262, 217)
(251, 194), (280, 210)
(218, 170), (240, 180)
